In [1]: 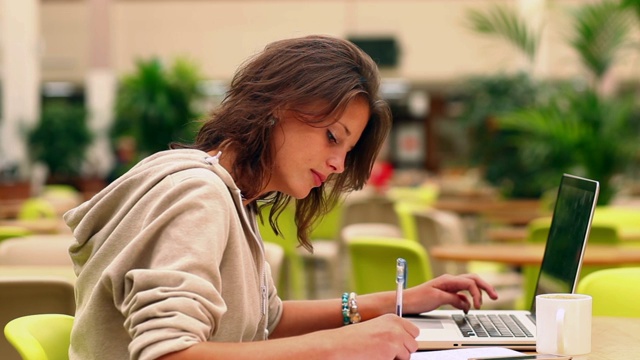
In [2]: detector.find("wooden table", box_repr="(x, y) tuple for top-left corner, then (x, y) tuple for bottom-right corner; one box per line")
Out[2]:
(430, 244), (640, 266)
(486, 227), (640, 243)
(0, 265), (77, 285)
(0, 219), (68, 235)
(531, 316), (640, 359)
(0, 199), (24, 219)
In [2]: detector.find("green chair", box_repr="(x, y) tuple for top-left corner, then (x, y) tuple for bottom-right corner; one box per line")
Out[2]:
(257, 203), (306, 300)
(593, 206), (640, 228)
(4, 314), (74, 360)
(0, 226), (32, 242)
(577, 267), (640, 318)
(520, 217), (621, 310)
(347, 236), (432, 294)
(387, 185), (439, 207)
(393, 200), (431, 245)
(301, 199), (346, 298)
(17, 198), (57, 220)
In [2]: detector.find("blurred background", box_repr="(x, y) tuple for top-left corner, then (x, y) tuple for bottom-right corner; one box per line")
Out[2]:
(1, 0), (640, 302)
(1, 0), (639, 199)
(2, 0), (640, 204)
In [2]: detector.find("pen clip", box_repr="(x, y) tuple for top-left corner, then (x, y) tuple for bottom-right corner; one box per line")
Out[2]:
(396, 258), (407, 288)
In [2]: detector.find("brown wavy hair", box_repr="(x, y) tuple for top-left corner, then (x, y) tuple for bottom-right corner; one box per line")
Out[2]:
(173, 35), (391, 251)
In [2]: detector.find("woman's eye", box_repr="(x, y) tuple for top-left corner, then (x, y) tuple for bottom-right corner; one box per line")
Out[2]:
(327, 130), (338, 144)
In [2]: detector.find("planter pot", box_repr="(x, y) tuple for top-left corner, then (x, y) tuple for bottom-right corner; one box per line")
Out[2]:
(0, 181), (32, 200)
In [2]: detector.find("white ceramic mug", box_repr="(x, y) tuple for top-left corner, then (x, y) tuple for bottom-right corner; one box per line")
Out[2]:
(536, 293), (592, 355)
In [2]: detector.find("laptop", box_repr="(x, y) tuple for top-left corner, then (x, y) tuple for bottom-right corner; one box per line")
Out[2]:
(411, 173), (600, 350)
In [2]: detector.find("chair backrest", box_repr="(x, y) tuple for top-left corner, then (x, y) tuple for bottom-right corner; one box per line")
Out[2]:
(257, 203), (306, 300)
(4, 314), (74, 360)
(341, 192), (399, 228)
(393, 201), (432, 244)
(0, 278), (75, 360)
(386, 185), (439, 206)
(17, 198), (57, 220)
(521, 217), (621, 310)
(340, 223), (403, 243)
(593, 206), (640, 228)
(309, 199), (344, 241)
(413, 209), (468, 276)
(576, 267), (640, 318)
(41, 185), (83, 216)
(263, 241), (285, 286)
(346, 236), (432, 294)
(0, 226), (32, 242)
(526, 217), (620, 244)
(0, 235), (74, 266)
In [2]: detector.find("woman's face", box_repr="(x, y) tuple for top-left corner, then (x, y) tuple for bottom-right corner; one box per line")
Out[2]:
(266, 96), (370, 199)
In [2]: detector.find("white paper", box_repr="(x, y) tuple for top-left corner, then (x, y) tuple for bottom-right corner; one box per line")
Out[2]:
(411, 346), (525, 360)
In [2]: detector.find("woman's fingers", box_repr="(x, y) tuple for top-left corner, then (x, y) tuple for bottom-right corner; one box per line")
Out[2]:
(432, 273), (498, 310)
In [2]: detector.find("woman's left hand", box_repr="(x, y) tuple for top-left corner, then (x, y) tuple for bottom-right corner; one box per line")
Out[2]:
(402, 273), (499, 314)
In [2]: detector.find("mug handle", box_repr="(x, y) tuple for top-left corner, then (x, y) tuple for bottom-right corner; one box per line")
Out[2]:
(556, 308), (565, 354)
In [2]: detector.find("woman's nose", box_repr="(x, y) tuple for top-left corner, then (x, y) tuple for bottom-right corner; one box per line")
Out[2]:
(327, 151), (346, 174)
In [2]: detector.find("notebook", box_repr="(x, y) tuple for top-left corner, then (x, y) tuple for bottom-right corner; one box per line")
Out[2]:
(411, 173), (600, 350)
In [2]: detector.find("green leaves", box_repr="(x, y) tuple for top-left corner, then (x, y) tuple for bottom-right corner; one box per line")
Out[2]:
(112, 57), (204, 156)
(28, 102), (93, 178)
(460, 0), (640, 203)
(497, 88), (639, 204)
(569, 0), (631, 80)
(465, 4), (540, 63)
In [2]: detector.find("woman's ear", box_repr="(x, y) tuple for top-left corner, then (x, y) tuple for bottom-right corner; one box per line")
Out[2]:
(271, 108), (284, 124)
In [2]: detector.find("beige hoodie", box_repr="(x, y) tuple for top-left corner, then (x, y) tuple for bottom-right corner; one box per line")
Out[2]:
(64, 149), (283, 360)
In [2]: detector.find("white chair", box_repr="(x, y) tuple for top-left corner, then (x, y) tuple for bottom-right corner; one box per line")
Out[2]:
(340, 222), (403, 242)
(412, 208), (523, 309)
(341, 191), (399, 228)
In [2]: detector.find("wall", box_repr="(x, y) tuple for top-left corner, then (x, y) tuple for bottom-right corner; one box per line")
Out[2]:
(33, 0), (640, 85)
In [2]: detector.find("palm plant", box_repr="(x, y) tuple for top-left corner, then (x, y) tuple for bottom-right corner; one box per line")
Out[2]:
(460, 0), (640, 203)
(499, 87), (638, 204)
(465, 4), (541, 66)
(112, 57), (204, 157)
(457, 4), (548, 198)
(495, 0), (638, 204)
(453, 73), (547, 198)
(569, 0), (632, 84)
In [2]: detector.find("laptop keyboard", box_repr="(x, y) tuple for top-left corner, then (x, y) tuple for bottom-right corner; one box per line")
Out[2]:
(452, 314), (534, 338)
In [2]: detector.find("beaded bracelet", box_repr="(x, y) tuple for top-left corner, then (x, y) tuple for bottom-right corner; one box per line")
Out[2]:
(341, 292), (350, 325)
(348, 292), (362, 324)
(341, 292), (362, 325)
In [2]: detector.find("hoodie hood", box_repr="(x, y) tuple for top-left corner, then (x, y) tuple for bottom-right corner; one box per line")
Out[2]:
(64, 149), (246, 272)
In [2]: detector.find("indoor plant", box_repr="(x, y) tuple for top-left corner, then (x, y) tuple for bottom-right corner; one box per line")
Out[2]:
(27, 101), (93, 184)
(111, 57), (205, 159)
(460, 0), (640, 203)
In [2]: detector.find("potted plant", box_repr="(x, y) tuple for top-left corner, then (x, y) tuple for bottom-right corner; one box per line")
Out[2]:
(460, 1), (640, 204)
(455, 4), (552, 199)
(111, 56), (205, 161)
(27, 101), (94, 186)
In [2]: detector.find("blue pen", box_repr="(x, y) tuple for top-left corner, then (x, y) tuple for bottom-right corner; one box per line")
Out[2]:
(395, 258), (407, 316)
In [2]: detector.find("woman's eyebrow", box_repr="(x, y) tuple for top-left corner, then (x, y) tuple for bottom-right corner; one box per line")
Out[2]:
(338, 121), (351, 136)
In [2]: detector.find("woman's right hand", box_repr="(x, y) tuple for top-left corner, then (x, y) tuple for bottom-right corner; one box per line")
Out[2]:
(158, 314), (420, 360)
(321, 313), (420, 360)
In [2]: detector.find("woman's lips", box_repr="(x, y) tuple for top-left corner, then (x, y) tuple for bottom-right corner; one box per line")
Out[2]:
(311, 170), (326, 187)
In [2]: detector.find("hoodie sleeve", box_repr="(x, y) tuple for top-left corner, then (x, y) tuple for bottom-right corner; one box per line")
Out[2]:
(100, 171), (246, 360)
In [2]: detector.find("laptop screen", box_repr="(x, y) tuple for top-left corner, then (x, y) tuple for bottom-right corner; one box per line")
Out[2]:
(530, 174), (599, 313)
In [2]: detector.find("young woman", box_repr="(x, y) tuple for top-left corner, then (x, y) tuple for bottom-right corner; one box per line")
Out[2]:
(64, 35), (497, 360)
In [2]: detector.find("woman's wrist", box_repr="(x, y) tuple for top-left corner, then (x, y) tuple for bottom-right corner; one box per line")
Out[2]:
(356, 291), (396, 321)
